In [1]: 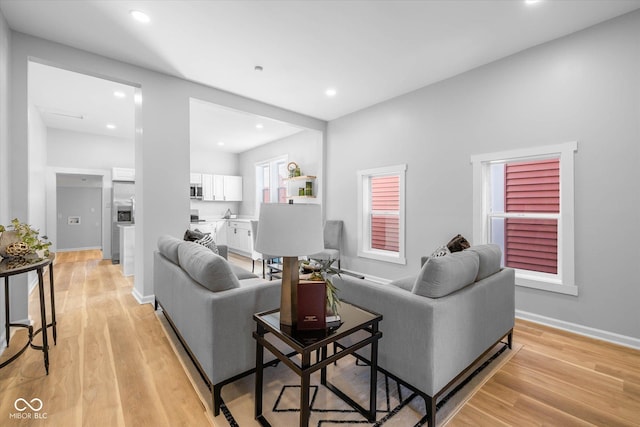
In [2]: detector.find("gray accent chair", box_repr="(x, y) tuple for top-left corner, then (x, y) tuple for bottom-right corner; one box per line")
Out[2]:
(310, 220), (343, 270)
(154, 235), (281, 416)
(332, 244), (515, 426)
(250, 220), (278, 278)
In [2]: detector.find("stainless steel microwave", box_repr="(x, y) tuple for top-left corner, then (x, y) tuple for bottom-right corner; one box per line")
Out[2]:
(190, 184), (203, 199)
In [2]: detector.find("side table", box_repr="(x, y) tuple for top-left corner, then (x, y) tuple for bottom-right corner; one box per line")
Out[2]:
(253, 302), (382, 426)
(1, 253), (57, 374)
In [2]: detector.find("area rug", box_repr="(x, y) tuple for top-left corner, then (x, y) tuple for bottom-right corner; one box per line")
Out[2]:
(156, 312), (521, 426)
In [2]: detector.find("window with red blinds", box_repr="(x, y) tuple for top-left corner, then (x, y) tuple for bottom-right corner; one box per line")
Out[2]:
(370, 175), (400, 252)
(504, 158), (559, 274)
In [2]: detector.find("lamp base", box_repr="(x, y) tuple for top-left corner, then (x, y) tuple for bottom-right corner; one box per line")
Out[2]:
(279, 256), (299, 327)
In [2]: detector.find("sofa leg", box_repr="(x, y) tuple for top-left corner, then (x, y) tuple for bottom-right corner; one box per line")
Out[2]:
(508, 330), (513, 349)
(213, 383), (222, 416)
(425, 395), (436, 426)
(252, 260), (255, 273)
(154, 299), (158, 311)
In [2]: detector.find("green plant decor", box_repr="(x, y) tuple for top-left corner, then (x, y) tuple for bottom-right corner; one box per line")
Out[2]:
(0, 218), (52, 258)
(305, 258), (341, 316)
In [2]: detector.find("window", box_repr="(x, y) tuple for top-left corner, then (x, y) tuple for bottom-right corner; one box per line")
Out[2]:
(471, 142), (577, 295)
(357, 164), (406, 264)
(256, 156), (288, 211)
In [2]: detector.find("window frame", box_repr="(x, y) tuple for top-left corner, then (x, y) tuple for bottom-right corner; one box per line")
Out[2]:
(255, 155), (288, 214)
(357, 164), (407, 265)
(471, 141), (578, 296)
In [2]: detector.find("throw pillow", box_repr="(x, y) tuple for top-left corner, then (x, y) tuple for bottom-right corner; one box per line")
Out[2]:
(184, 229), (205, 242)
(430, 245), (450, 258)
(157, 235), (182, 265)
(446, 234), (470, 253)
(178, 242), (240, 292)
(466, 244), (502, 281)
(194, 232), (219, 255)
(412, 250), (479, 298)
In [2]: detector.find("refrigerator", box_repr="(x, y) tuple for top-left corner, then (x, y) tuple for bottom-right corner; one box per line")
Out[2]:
(111, 180), (135, 264)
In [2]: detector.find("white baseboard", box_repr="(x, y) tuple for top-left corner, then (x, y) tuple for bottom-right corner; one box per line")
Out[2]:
(516, 309), (640, 350)
(0, 317), (32, 358)
(131, 288), (155, 305)
(56, 246), (102, 252)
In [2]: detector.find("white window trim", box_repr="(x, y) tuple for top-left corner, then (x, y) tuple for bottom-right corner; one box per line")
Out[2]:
(357, 164), (407, 265)
(471, 141), (578, 296)
(255, 155), (287, 215)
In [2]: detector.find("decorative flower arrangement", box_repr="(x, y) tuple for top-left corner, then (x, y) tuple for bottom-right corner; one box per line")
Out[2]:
(0, 218), (52, 260)
(304, 258), (341, 316)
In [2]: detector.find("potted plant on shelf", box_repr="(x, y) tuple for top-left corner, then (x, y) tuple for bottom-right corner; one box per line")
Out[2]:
(0, 218), (52, 260)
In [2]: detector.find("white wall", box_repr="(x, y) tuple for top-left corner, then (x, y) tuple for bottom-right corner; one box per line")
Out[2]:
(27, 103), (47, 232)
(56, 186), (102, 250)
(238, 129), (323, 218)
(326, 11), (640, 342)
(48, 128), (134, 169)
(0, 8), (10, 347)
(8, 31), (326, 305)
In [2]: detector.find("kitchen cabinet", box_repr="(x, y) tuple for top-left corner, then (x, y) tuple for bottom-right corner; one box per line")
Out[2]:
(194, 173), (243, 202)
(226, 220), (252, 256)
(202, 174), (214, 201)
(222, 175), (243, 201)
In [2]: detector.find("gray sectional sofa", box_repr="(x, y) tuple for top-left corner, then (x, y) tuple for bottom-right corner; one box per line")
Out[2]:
(332, 244), (515, 426)
(153, 235), (281, 416)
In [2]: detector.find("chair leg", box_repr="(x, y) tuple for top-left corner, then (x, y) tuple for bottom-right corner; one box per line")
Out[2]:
(252, 260), (255, 273)
(262, 260), (266, 279)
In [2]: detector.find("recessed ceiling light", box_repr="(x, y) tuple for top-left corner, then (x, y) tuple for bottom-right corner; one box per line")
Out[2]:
(217, 141), (225, 146)
(256, 123), (264, 130)
(130, 10), (151, 23)
(113, 90), (126, 98)
(325, 88), (337, 97)
(524, 0), (542, 5)
(106, 123), (116, 130)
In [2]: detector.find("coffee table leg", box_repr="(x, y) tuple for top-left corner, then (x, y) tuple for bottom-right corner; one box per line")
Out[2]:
(300, 351), (311, 427)
(49, 263), (57, 345)
(37, 268), (49, 375)
(255, 324), (264, 420)
(369, 323), (379, 422)
(4, 277), (9, 347)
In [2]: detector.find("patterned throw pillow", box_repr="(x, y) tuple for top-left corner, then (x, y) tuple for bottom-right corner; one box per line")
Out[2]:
(194, 233), (219, 255)
(430, 245), (451, 258)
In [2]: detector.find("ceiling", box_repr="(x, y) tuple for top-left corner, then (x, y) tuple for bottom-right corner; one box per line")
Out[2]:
(190, 99), (305, 153)
(3, 0), (639, 122)
(29, 61), (136, 140)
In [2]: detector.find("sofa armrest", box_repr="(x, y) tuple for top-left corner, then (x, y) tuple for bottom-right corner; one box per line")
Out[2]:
(217, 244), (228, 260)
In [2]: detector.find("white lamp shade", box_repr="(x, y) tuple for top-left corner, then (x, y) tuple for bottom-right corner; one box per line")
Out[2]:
(255, 203), (324, 257)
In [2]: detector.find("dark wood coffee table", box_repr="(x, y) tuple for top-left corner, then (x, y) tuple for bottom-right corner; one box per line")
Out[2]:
(253, 302), (382, 427)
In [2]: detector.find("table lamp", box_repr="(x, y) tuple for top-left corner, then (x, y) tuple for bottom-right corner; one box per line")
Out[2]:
(255, 203), (324, 328)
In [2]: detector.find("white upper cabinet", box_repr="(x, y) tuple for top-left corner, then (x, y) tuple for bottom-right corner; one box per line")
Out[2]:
(194, 173), (243, 201)
(223, 175), (243, 201)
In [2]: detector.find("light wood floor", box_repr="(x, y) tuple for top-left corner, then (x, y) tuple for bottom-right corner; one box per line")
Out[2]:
(1, 250), (639, 426)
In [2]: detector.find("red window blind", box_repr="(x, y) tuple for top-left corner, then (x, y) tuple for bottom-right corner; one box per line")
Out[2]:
(505, 159), (559, 274)
(370, 175), (400, 252)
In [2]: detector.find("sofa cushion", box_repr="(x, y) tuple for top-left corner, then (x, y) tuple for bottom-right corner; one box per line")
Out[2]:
(157, 235), (182, 265)
(388, 276), (415, 292)
(412, 250), (479, 298)
(229, 263), (259, 280)
(178, 242), (240, 292)
(466, 244), (502, 281)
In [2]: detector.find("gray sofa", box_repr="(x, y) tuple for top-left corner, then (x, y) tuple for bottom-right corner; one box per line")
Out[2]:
(332, 244), (514, 426)
(153, 235), (281, 415)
